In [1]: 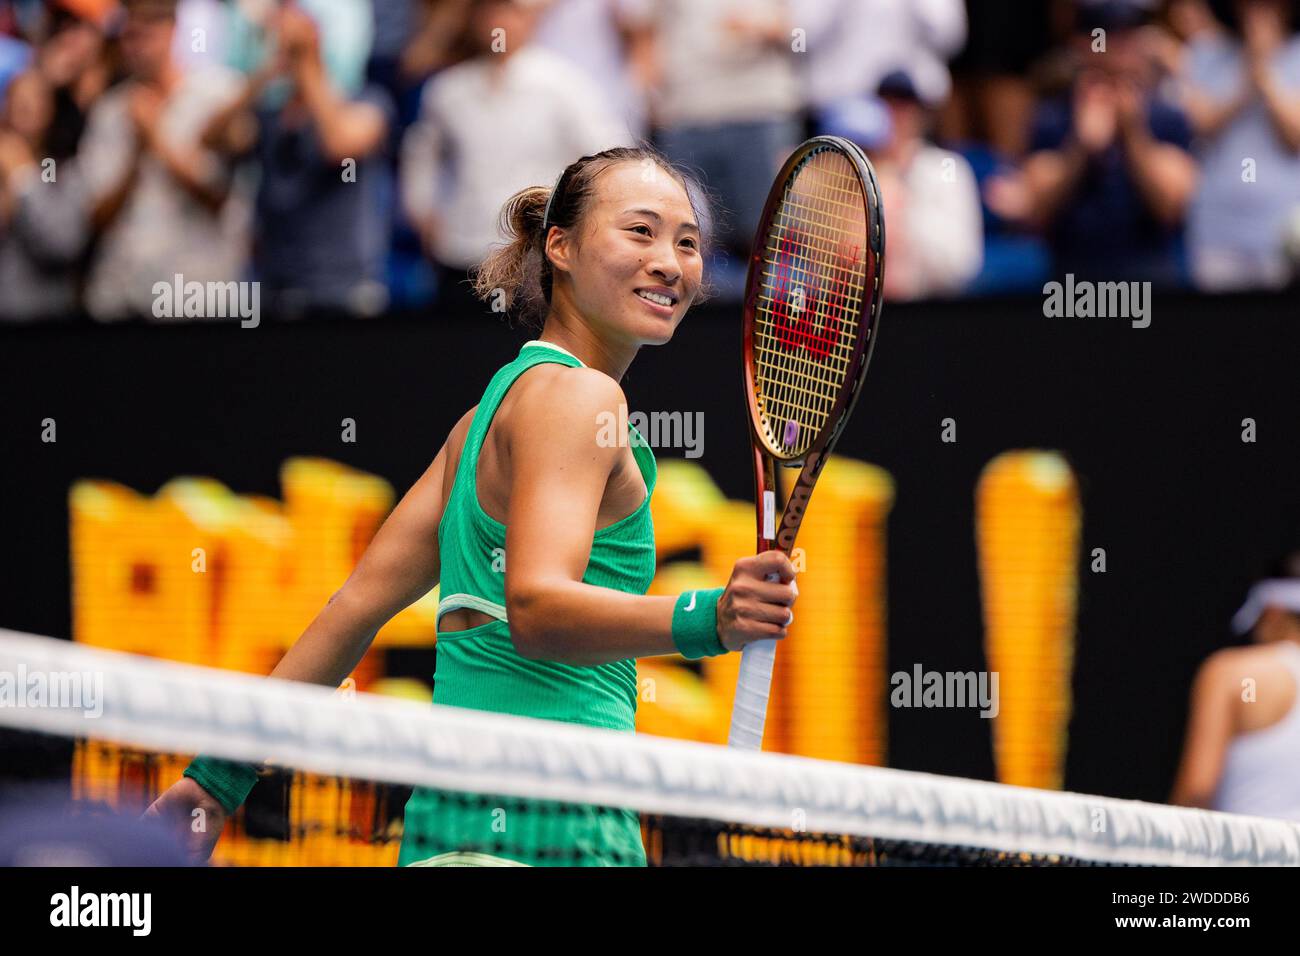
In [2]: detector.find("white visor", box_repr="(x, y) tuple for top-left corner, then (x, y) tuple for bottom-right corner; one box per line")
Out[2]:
(1232, 579), (1300, 634)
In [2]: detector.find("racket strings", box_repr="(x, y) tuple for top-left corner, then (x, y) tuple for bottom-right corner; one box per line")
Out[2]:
(759, 151), (866, 385)
(753, 148), (871, 459)
(757, 242), (854, 429)
(755, 219), (861, 436)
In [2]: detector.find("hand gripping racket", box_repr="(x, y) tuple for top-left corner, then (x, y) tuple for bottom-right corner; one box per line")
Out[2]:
(727, 136), (886, 751)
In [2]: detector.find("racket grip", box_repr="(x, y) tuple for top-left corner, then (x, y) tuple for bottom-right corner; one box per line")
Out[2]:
(729, 639), (777, 750)
(727, 570), (783, 750)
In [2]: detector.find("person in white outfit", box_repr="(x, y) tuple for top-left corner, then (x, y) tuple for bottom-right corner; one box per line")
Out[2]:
(819, 70), (983, 301)
(400, 0), (633, 311)
(1171, 558), (1300, 821)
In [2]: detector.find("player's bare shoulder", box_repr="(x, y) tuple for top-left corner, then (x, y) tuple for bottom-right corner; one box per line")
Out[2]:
(1196, 644), (1278, 693)
(501, 362), (628, 444)
(1200, 643), (1300, 731)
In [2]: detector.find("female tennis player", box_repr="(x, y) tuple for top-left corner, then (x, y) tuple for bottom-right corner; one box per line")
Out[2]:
(146, 145), (799, 866)
(1170, 553), (1300, 821)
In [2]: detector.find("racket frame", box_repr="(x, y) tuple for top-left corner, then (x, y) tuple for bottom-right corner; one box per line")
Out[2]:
(741, 135), (886, 559)
(728, 136), (885, 752)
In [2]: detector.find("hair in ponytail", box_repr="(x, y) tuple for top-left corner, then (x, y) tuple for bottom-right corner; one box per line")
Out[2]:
(471, 144), (716, 326)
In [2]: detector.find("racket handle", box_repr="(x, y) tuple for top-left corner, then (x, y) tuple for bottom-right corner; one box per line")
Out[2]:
(727, 570), (783, 750)
(728, 639), (777, 749)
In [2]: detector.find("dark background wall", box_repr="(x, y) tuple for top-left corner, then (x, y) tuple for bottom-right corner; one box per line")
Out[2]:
(2, 292), (1296, 802)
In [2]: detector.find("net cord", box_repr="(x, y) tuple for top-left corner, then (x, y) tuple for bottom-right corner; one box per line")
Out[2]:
(3, 629), (1298, 866)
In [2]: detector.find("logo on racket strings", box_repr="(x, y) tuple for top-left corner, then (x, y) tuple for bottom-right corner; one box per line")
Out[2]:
(768, 233), (860, 359)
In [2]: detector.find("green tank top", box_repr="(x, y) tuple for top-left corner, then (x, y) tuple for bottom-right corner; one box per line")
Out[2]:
(399, 340), (656, 867)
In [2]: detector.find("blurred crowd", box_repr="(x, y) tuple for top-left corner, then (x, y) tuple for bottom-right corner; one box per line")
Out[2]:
(2, 0), (1300, 322)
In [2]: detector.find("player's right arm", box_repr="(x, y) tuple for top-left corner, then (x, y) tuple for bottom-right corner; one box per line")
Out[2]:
(269, 408), (474, 687)
(145, 410), (472, 858)
(502, 366), (797, 665)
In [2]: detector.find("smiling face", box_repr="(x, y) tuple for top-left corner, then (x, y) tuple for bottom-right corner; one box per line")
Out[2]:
(546, 162), (704, 348)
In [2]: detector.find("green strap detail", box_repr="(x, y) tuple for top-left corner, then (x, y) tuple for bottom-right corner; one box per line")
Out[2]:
(455, 343), (584, 504)
(672, 587), (727, 659)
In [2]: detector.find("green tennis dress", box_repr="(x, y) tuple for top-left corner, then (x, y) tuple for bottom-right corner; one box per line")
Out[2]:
(398, 340), (656, 867)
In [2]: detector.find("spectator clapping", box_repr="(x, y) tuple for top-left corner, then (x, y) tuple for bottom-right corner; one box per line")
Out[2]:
(5, 0), (1300, 321)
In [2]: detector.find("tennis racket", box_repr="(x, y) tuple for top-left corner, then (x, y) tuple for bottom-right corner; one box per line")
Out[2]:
(727, 135), (886, 751)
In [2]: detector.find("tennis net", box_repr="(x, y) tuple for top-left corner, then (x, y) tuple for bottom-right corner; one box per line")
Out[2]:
(2, 628), (1298, 867)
